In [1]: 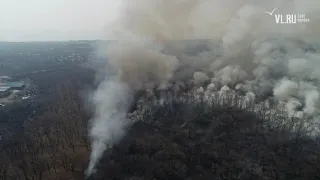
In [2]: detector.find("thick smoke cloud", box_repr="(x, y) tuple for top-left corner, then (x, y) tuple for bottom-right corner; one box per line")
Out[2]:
(87, 0), (320, 176)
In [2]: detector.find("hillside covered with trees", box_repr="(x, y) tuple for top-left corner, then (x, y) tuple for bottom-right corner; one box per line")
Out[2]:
(1, 66), (320, 180)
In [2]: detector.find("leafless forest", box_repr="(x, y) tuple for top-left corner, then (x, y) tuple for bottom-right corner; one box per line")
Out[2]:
(1, 66), (320, 180)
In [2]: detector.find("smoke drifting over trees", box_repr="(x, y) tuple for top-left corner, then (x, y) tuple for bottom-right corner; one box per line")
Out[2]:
(87, 0), (320, 176)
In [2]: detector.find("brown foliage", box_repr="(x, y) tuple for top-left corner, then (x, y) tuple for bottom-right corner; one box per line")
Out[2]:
(0, 79), (90, 180)
(1, 74), (320, 180)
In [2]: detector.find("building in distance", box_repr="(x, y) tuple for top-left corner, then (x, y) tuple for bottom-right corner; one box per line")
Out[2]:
(0, 86), (10, 98)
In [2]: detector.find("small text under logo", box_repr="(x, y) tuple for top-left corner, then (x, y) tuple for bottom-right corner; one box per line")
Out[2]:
(264, 8), (310, 24)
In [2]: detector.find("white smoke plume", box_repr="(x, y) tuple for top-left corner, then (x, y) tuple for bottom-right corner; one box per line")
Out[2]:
(86, 79), (133, 176)
(87, 0), (320, 176)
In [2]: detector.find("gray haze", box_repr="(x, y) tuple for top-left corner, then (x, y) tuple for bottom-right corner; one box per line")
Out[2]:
(0, 0), (122, 41)
(87, 0), (320, 176)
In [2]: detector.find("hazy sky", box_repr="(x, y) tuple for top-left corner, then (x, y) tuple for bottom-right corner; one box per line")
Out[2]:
(0, 0), (122, 41)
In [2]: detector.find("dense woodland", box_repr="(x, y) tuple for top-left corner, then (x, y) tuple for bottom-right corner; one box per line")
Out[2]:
(1, 65), (320, 180)
(0, 69), (90, 179)
(93, 92), (320, 180)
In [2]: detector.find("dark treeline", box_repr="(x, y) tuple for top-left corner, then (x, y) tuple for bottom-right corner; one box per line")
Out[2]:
(0, 66), (95, 180)
(0, 66), (95, 143)
(94, 92), (320, 180)
(1, 66), (320, 180)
